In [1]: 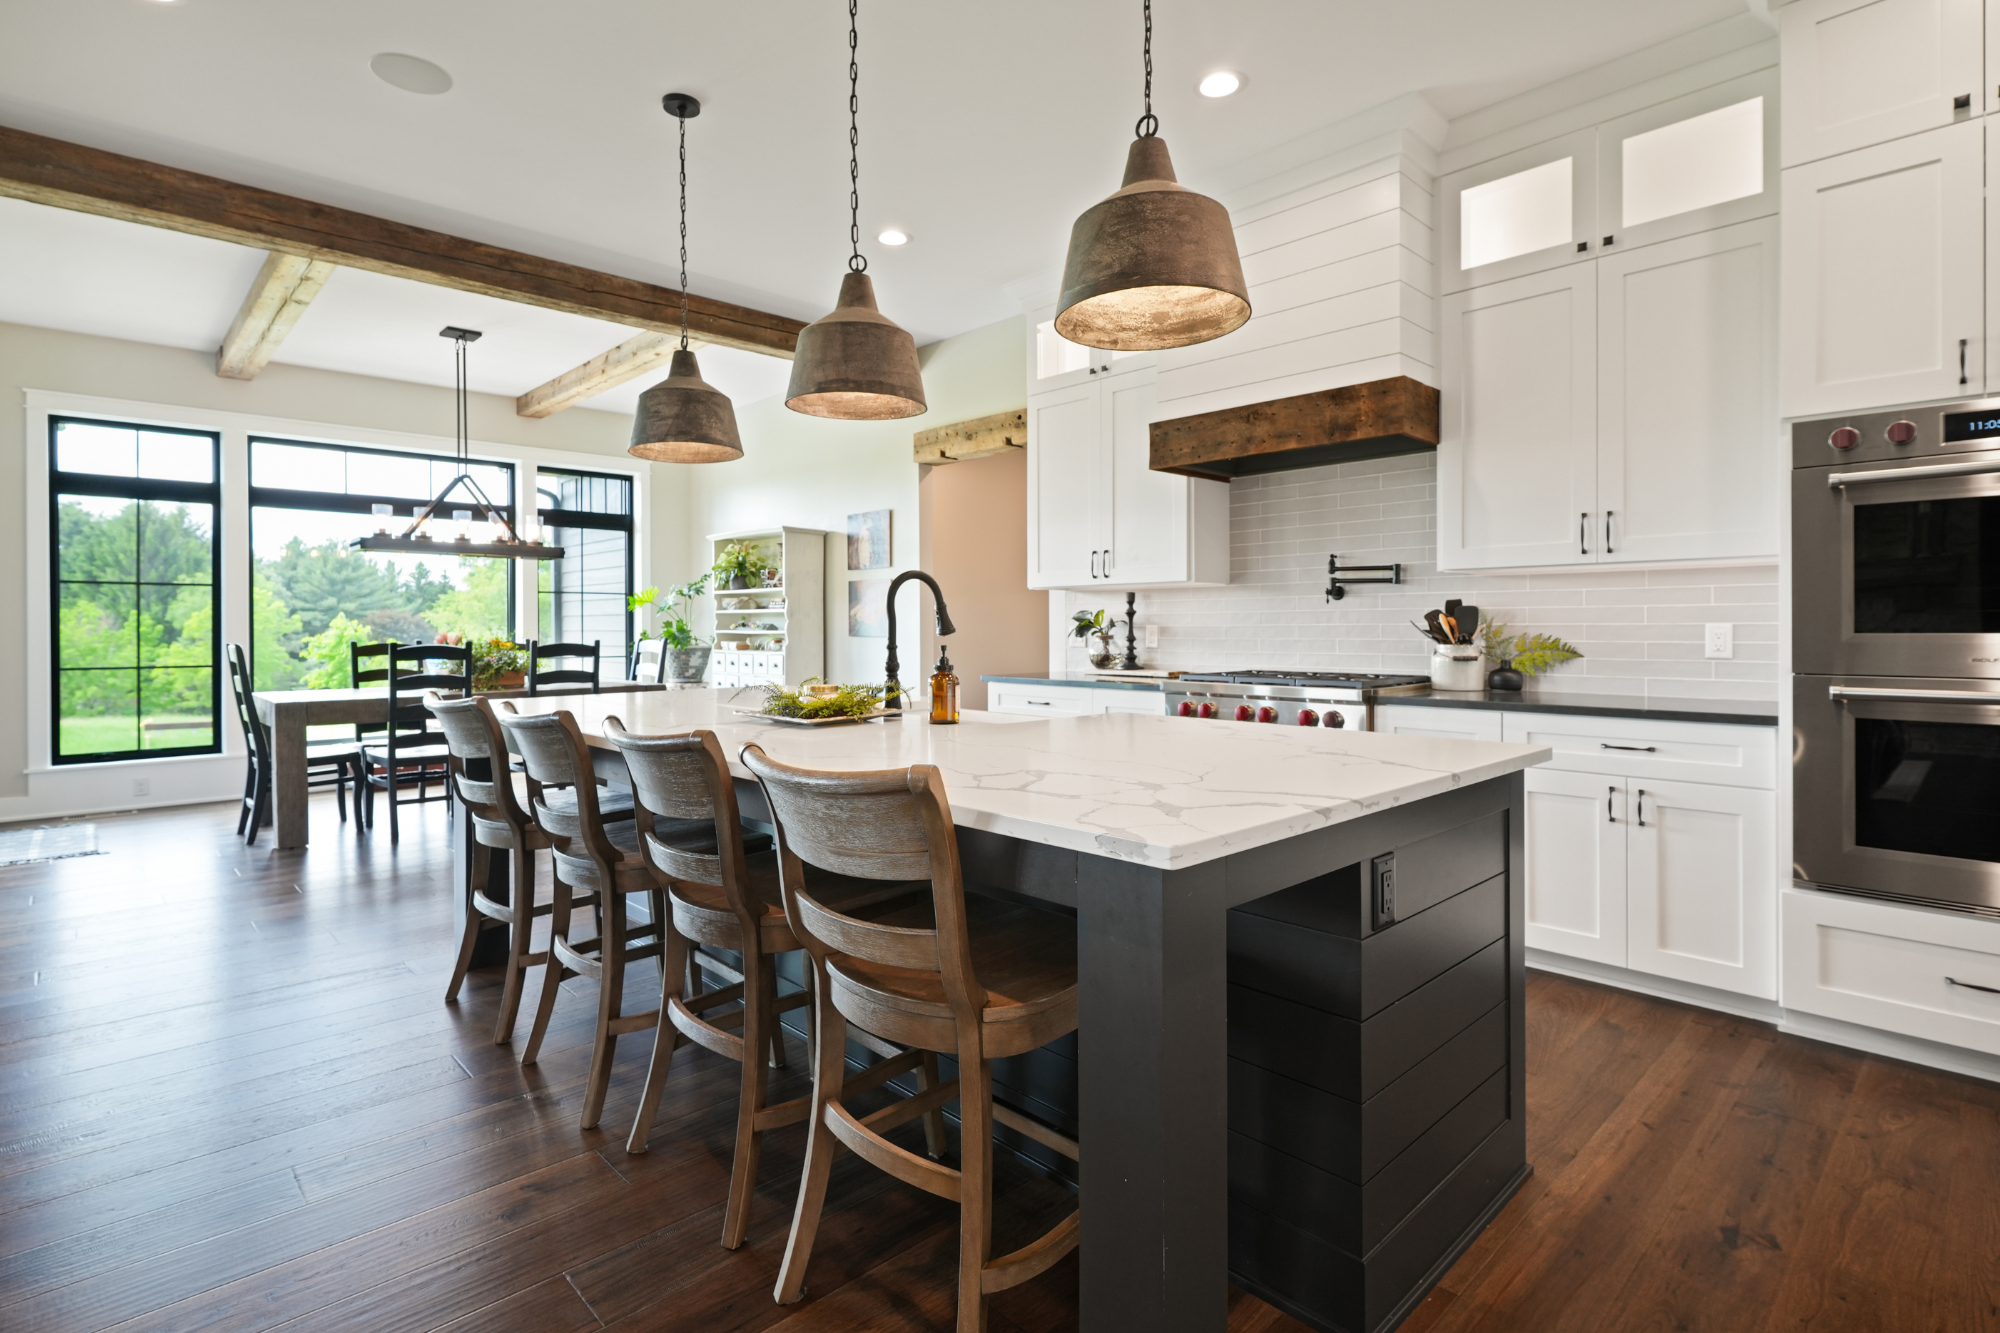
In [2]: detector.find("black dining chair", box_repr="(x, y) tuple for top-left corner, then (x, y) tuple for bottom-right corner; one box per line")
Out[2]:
(629, 639), (667, 684)
(527, 640), (601, 695)
(360, 643), (470, 843)
(225, 642), (359, 844)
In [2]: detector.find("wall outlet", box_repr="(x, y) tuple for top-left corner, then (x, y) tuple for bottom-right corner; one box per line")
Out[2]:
(132, 777), (150, 797)
(1144, 625), (1159, 648)
(1704, 623), (1734, 659)
(1370, 853), (1397, 929)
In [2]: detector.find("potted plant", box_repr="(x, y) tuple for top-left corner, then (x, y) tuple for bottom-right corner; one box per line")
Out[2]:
(1477, 620), (1582, 690)
(713, 542), (764, 590)
(1070, 609), (1119, 669)
(630, 574), (714, 683)
(437, 633), (527, 692)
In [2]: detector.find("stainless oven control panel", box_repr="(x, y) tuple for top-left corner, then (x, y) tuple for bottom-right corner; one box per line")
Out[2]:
(1793, 395), (2000, 469)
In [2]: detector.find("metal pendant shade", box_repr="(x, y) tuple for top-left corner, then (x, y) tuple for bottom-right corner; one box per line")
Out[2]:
(629, 348), (743, 462)
(784, 271), (928, 420)
(1056, 134), (1250, 351)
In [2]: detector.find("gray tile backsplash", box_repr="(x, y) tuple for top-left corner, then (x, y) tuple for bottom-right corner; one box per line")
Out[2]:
(1055, 454), (1778, 701)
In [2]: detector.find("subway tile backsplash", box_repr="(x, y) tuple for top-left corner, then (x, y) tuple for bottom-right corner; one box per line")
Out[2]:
(1055, 455), (1778, 701)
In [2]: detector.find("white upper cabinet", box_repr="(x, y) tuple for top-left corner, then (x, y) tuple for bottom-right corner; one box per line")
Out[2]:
(1598, 218), (1779, 564)
(1026, 316), (1148, 393)
(1440, 130), (1597, 294)
(1439, 265), (1598, 569)
(1597, 71), (1778, 254)
(1780, 0), (1982, 166)
(1780, 119), (1984, 416)
(1025, 308), (1228, 591)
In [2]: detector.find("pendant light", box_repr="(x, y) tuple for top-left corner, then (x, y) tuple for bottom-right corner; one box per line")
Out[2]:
(1055, 0), (1250, 351)
(784, 0), (927, 420)
(629, 92), (745, 462)
(354, 328), (564, 560)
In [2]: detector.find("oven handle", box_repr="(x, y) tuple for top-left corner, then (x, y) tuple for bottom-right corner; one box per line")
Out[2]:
(1829, 685), (2000, 705)
(1827, 457), (2000, 488)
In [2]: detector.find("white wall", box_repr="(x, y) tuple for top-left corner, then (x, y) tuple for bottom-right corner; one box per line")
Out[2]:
(0, 319), (686, 819)
(681, 315), (1026, 694)
(1052, 454), (1778, 701)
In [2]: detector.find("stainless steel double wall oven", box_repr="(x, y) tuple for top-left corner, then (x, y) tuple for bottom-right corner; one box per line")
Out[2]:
(1793, 399), (2000, 914)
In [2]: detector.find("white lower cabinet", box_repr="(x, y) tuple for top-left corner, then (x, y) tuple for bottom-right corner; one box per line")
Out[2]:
(1508, 712), (1779, 999)
(1782, 888), (2000, 1057)
(986, 682), (1166, 717)
(1372, 703), (1505, 742)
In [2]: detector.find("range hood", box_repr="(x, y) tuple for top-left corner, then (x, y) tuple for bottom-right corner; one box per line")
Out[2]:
(1149, 375), (1438, 481)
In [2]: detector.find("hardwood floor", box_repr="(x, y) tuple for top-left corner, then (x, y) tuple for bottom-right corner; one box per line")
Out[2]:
(0, 801), (1994, 1333)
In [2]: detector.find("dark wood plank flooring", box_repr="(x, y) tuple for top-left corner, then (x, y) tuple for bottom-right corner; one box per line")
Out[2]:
(0, 801), (1994, 1332)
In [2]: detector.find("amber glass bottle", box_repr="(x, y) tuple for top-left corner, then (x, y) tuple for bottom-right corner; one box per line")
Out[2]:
(929, 648), (960, 724)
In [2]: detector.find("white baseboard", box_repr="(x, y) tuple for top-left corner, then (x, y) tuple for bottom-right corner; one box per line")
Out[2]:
(1528, 948), (2000, 1086)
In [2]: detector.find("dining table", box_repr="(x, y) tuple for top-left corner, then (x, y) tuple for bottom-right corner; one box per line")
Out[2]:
(482, 687), (1546, 1333)
(250, 681), (673, 850)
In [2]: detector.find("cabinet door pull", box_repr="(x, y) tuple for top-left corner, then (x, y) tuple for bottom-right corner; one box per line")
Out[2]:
(1090, 550), (1100, 578)
(1947, 976), (2000, 995)
(1605, 510), (1614, 554)
(1955, 93), (1973, 110)
(1607, 786), (1616, 823)
(1600, 743), (1657, 753)
(1961, 338), (1970, 386)
(1635, 789), (1647, 827)
(1103, 547), (1111, 575)
(1580, 512), (1589, 556)
(1024, 699), (1053, 707)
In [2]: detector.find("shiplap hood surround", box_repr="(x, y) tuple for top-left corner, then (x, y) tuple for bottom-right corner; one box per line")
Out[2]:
(1143, 95), (1444, 479)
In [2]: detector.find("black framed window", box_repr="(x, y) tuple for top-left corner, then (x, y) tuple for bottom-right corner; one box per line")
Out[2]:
(248, 437), (516, 691)
(50, 417), (221, 764)
(537, 468), (634, 665)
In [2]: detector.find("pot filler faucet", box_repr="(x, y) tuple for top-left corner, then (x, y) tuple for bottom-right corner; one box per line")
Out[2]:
(883, 570), (955, 711)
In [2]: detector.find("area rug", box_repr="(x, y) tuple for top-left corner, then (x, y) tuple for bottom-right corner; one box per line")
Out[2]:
(0, 823), (102, 867)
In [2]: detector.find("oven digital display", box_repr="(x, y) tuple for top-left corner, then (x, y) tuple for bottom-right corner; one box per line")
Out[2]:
(1942, 409), (2000, 442)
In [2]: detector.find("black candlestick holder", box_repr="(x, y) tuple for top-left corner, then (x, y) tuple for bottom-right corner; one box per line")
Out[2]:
(1120, 591), (1140, 670)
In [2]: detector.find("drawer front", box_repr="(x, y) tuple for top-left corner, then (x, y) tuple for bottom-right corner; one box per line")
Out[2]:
(1374, 704), (1506, 743)
(1781, 888), (2000, 1055)
(1097, 690), (1166, 715)
(987, 683), (1094, 717)
(1501, 712), (1776, 789)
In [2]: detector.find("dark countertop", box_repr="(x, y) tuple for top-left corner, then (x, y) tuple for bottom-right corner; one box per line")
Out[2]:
(981, 673), (1777, 726)
(1379, 690), (1778, 727)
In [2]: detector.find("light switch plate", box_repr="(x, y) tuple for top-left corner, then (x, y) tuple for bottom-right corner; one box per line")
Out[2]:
(1704, 623), (1733, 659)
(1144, 625), (1159, 648)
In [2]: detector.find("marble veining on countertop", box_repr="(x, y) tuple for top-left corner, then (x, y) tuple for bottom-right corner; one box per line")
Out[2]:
(501, 689), (1549, 871)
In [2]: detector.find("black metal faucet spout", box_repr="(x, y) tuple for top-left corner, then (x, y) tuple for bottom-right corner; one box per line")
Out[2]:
(883, 570), (954, 711)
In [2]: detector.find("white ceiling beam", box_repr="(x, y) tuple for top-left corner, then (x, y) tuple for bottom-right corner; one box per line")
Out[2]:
(216, 250), (335, 380)
(515, 329), (708, 418)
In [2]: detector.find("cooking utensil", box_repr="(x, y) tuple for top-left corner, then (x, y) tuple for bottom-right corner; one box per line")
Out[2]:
(1455, 605), (1479, 643)
(1424, 610), (1447, 643)
(1440, 614), (1458, 644)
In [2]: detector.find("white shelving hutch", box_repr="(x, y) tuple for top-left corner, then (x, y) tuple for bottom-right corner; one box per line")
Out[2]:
(704, 526), (824, 690)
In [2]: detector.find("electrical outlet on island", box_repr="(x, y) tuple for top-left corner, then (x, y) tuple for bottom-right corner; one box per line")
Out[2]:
(1703, 623), (1734, 659)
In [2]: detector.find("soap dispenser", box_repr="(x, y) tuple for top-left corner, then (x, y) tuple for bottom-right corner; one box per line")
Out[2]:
(929, 647), (960, 725)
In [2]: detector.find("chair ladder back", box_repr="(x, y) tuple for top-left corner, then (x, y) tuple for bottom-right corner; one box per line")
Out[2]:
(349, 641), (397, 741)
(224, 643), (270, 766)
(605, 723), (756, 925)
(630, 639), (667, 684)
(527, 639), (602, 694)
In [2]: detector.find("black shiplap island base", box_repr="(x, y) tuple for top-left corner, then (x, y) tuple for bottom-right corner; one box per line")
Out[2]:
(459, 695), (1546, 1333)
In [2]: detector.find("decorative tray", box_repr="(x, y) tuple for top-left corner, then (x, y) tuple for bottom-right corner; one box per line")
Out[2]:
(728, 707), (899, 727)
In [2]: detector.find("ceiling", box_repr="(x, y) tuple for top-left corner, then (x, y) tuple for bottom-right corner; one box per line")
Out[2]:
(0, 0), (1750, 409)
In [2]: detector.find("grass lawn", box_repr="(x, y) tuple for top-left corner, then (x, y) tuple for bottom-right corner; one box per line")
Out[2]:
(60, 714), (214, 758)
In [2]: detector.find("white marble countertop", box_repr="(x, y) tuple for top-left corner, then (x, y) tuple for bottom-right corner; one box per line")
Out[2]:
(498, 688), (1550, 871)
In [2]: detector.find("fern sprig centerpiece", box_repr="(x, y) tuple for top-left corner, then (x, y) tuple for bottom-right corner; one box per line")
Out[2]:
(1477, 619), (1584, 681)
(760, 678), (892, 719)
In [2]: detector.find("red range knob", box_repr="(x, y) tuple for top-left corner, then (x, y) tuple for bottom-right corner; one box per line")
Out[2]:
(1297, 708), (1319, 726)
(1886, 420), (1917, 445)
(1828, 426), (1860, 451)
(1322, 710), (1347, 729)
(1177, 700), (1196, 717)
(1234, 704), (1255, 722)
(1197, 701), (1217, 719)
(1256, 706), (1278, 723)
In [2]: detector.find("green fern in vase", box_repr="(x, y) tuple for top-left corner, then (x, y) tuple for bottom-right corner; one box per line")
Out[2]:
(1508, 633), (1583, 677)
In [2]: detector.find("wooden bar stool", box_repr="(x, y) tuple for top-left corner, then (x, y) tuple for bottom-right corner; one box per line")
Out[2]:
(740, 744), (1081, 1333)
(606, 722), (940, 1250)
(429, 694), (633, 1045)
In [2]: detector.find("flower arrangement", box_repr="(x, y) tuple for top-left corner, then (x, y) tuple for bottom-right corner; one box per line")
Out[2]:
(435, 632), (526, 689)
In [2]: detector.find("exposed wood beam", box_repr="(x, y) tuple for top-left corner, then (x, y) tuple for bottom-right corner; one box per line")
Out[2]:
(0, 123), (803, 357)
(515, 329), (708, 418)
(1149, 377), (1439, 481)
(913, 408), (1028, 465)
(215, 250), (335, 380)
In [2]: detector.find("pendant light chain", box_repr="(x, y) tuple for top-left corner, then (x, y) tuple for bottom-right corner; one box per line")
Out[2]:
(1135, 0), (1158, 138)
(678, 113), (691, 351)
(847, 0), (866, 272)
(454, 333), (468, 474)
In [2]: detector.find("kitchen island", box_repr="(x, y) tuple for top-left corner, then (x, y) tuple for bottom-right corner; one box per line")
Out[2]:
(487, 690), (1548, 1333)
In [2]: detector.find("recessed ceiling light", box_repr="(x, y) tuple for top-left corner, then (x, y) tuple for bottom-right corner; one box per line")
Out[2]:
(877, 228), (909, 246)
(1198, 70), (1242, 98)
(370, 52), (454, 96)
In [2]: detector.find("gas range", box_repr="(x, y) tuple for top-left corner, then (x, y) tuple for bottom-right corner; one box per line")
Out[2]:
(1164, 670), (1431, 731)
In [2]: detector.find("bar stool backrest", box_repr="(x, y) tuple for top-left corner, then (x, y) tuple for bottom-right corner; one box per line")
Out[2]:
(499, 710), (622, 896)
(426, 693), (530, 842)
(739, 745), (985, 1016)
(605, 723), (751, 928)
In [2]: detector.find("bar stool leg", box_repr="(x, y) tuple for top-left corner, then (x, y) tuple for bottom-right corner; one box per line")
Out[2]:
(775, 989), (848, 1304)
(521, 875), (573, 1066)
(626, 923), (691, 1154)
(444, 839), (489, 1005)
(918, 1051), (949, 1159)
(580, 899), (626, 1130)
(956, 1049), (996, 1333)
(721, 957), (774, 1250)
(492, 844), (536, 1044)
